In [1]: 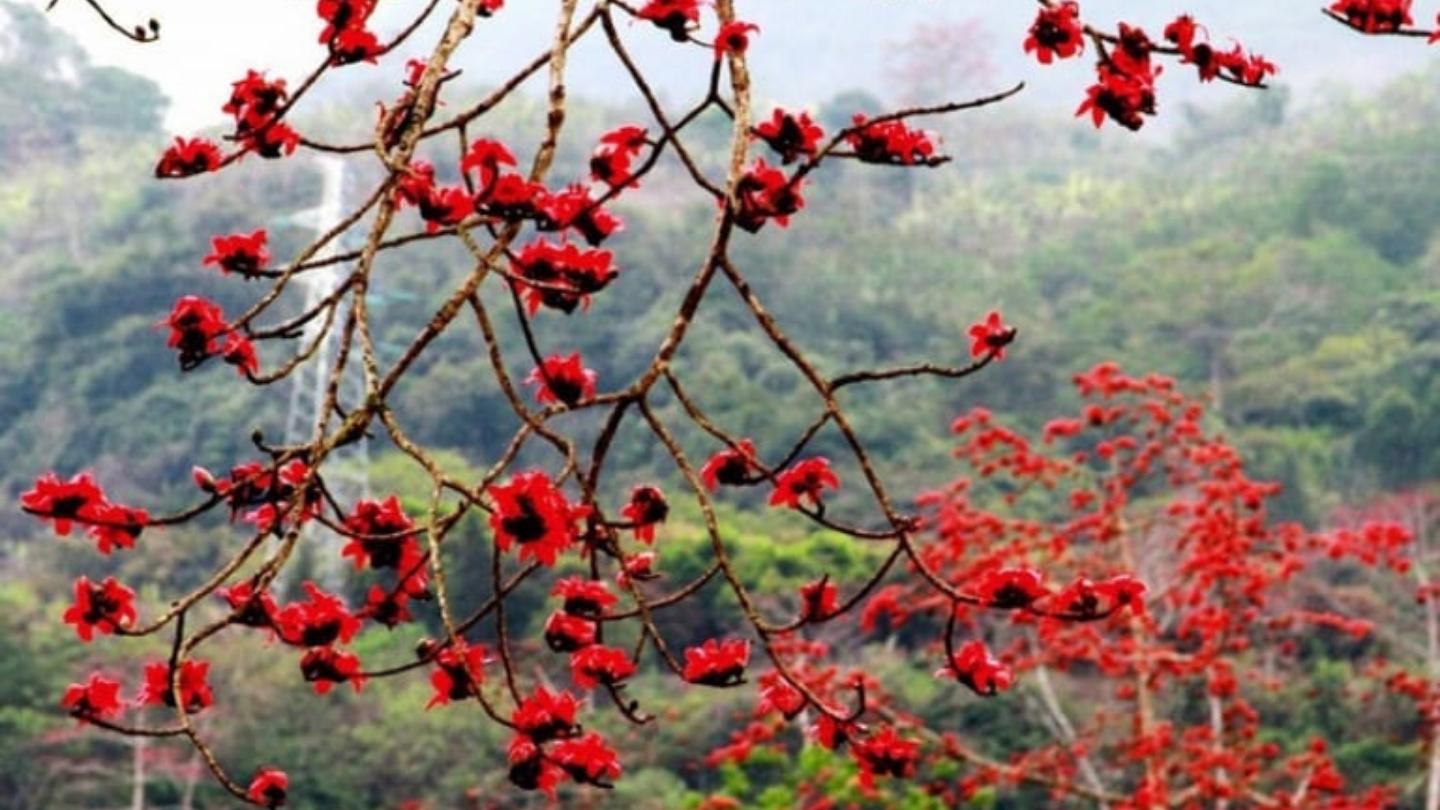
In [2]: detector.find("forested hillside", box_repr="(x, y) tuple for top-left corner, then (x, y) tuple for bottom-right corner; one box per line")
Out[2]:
(3, 5), (1439, 807)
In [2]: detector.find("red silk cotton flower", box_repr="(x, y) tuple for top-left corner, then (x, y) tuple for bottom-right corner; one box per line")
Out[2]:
(510, 239), (620, 315)
(590, 125), (647, 188)
(853, 726), (920, 788)
(714, 20), (759, 58)
(487, 470), (588, 566)
(939, 640), (1014, 696)
(968, 310), (1017, 360)
(427, 641), (488, 708)
(155, 136), (223, 178)
(165, 295), (229, 372)
(619, 484), (668, 543)
(512, 685), (580, 741)
(846, 115), (938, 166)
(570, 644), (637, 690)
(1025, 2), (1085, 64)
(300, 647), (365, 694)
(139, 659), (215, 713)
(753, 108), (824, 164)
(1329, 0), (1415, 33)
(340, 495), (420, 572)
(203, 229), (269, 277)
(682, 637), (750, 686)
(701, 439), (760, 489)
(734, 158), (804, 232)
(551, 732), (623, 787)
(274, 581), (363, 647)
(63, 576), (137, 641)
(553, 577), (618, 617)
(769, 457), (840, 510)
(974, 566), (1049, 609)
(247, 767), (289, 808)
(62, 673), (124, 720)
(526, 353), (598, 407)
(22, 471), (105, 536)
(637, 0), (700, 41)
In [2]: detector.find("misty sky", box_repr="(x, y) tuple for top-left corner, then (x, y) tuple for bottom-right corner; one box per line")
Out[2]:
(38, 0), (1438, 135)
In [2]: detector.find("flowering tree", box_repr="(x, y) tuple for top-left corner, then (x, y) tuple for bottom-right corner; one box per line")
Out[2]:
(23, 0), (1439, 806)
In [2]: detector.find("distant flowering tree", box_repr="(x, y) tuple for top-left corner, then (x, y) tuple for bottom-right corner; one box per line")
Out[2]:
(25, 0), (1435, 805)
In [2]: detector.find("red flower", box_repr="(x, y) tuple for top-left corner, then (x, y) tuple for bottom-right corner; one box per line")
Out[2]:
(734, 158), (804, 232)
(62, 673), (124, 719)
(590, 125), (647, 188)
(537, 184), (624, 245)
(461, 137), (517, 195)
(224, 70), (288, 134)
(1024, 2), (1085, 64)
(700, 439), (760, 490)
(361, 584), (415, 627)
(756, 671), (807, 719)
(507, 735), (565, 795)
(616, 551), (658, 588)
(544, 610), (597, 652)
(682, 637), (750, 686)
(511, 239), (620, 315)
(85, 501), (149, 555)
(1329, 0), (1414, 33)
(196, 459), (319, 529)
(139, 659), (215, 713)
(427, 641), (488, 708)
(1051, 574), (1147, 619)
(329, 25), (382, 64)
(512, 685), (580, 742)
(21, 472), (106, 537)
(938, 640), (1014, 696)
(63, 577), (137, 641)
(165, 295), (229, 371)
(487, 470), (588, 567)
(247, 767), (289, 808)
(753, 108), (824, 164)
(204, 229), (269, 278)
(570, 644), (637, 689)
(974, 566), (1048, 609)
(220, 333), (260, 377)
(217, 581), (278, 628)
(1076, 63), (1159, 131)
(274, 582), (363, 647)
(299, 647), (365, 694)
(799, 577), (839, 621)
(769, 458), (840, 510)
(553, 577), (618, 617)
(714, 21), (759, 58)
(317, 0), (375, 43)
(637, 0), (700, 41)
(852, 726), (920, 788)
(619, 485), (668, 543)
(847, 115), (938, 166)
(967, 310), (1016, 360)
(480, 173), (546, 220)
(526, 353), (598, 407)
(551, 731), (623, 787)
(243, 122), (301, 159)
(340, 495), (418, 570)
(155, 136), (223, 178)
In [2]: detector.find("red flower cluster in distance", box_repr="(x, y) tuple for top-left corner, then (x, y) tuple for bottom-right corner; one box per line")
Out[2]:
(34, 0), (1423, 805)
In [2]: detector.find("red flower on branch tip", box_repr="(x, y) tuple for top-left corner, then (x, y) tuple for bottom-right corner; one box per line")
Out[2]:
(753, 108), (824, 164)
(139, 659), (215, 713)
(619, 485), (668, 543)
(1329, 0), (1415, 33)
(427, 641), (488, 708)
(853, 726), (920, 788)
(224, 70), (287, 135)
(507, 735), (565, 795)
(735, 158), (804, 232)
(242, 123), (301, 160)
(637, 0), (700, 41)
(544, 610), (598, 652)
(536, 184), (624, 245)
(155, 137), (222, 178)
(165, 295), (228, 371)
(22, 471), (104, 536)
(570, 644), (637, 690)
(616, 551), (658, 588)
(701, 439), (760, 490)
(1077, 63), (1160, 131)
(967, 310), (1016, 360)
(62, 673), (124, 720)
(217, 581), (278, 628)
(247, 767), (289, 808)
(714, 20), (759, 58)
(362, 584), (416, 628)
(756, 671), (807, 719)
(526, 353), (598, 407)
(553, 577), (618, 618)
(974, 566), (1048, 609)
(64, 576), (137, 641)
(512, 685), (581, 742)
(220, 332), (260, 377)
(340, 495), (419, 571)
(551, 731), (623, 787)
(1025, 2), (1085, 64)
(487, 470), (589, 567)
(682, 638), (750, 686)
(274, 581), (363, 647)
(590, 125), (647, 188)
(204, 229), (269, 278)
(461, 137), (517, 196)
(799, 577), (839, 621)
(770, 457), (840, 510)
(938, 640), (1014, 696)
(511, 239), (620, 315)
(1051, 574), (1147, 619)
(300, 647), (364, 694)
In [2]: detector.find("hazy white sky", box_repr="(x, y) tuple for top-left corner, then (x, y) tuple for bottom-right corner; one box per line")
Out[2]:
(38, 0), (1438, 134)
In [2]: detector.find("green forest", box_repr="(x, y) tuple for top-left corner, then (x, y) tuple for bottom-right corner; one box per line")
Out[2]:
(3, 3), (1440, 807)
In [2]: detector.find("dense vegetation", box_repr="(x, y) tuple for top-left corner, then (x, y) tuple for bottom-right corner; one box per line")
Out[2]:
(3, 6), (1438, 807)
